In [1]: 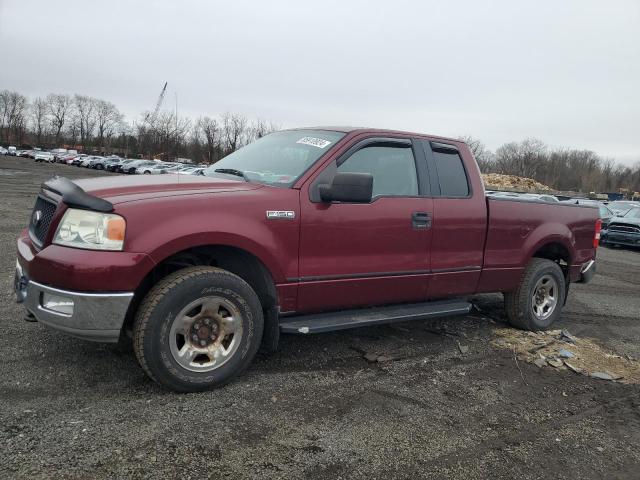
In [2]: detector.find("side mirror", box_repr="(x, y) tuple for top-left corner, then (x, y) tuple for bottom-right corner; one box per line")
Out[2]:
(319, 172), (373, 203)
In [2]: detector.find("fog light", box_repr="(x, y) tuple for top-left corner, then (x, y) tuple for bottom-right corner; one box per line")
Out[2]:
(41, 292), (74, 315)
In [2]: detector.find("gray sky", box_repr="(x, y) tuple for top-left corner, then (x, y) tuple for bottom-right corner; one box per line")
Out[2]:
(1, 0), (638, 165)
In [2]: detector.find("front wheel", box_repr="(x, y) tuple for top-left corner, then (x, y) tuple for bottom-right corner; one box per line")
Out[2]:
(504, 258), (566, 331)
(133, 266), (263, 392)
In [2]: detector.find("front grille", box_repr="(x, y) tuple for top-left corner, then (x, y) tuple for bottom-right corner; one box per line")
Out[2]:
(29, 196), (58, 246)
(609, 223), (640, 234)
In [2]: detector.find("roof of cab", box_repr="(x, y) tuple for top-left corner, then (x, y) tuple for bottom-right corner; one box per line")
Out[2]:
(288, 126), (464, 145)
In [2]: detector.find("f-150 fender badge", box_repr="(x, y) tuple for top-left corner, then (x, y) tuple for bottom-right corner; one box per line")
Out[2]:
(266, 210), (296, 220)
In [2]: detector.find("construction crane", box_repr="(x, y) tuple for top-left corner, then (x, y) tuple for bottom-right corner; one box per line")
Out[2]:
(145, 82), (167, 128)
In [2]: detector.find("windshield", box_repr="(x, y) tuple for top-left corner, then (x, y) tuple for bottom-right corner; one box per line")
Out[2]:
(610, 202), (635, 211)
(623, 207), (640, 219)
(204, 129), (345, 186)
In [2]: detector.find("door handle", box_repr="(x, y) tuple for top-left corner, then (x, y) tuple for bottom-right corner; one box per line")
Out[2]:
(412, 211), (432, 229)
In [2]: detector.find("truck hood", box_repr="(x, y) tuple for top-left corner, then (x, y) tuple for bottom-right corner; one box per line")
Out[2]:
(610, 217), (640, 227)
(72, 174), (262, 204)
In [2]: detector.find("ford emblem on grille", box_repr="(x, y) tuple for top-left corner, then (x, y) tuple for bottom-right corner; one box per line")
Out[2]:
(32, 210), (42, 226)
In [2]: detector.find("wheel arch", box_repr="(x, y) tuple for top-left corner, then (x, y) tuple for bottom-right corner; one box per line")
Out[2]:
(531, 240), (571, 278)
(123, 243), (280, 350)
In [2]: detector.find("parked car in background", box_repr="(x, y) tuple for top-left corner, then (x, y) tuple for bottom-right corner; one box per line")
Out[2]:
(34, 151), (55, 163)
(71, 155), (88, 166)
(80, 156), (97, 167)
(98, 158), (122, 171)
(61, 154), (78, 164)
(160, 165), (184, 174)
(174, 166), (205, 175)
(0, 146), (7, 155)
(111, 159), (137, 172)
(487, 191), (559, 203)
(565, 199), (615, 230)
(602, 207), (640, 248)
(136, 163), (171, 174)
(18, 150), (32, 158)
(122, 159), (157, 174)
(86, 156), (108, 169)
(607, 201), (640, 217)
(8, 146), (17, 156)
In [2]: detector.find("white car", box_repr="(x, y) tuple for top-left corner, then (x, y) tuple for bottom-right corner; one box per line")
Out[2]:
(80, 156), (96, 167)
(175, 167), (202, 175)
(7, 146), (17, 156)
(87, 156), (107, 168)
(136, 163), (171, 174)
(34, 151), (55, 162)
(0, 146), (7, 155)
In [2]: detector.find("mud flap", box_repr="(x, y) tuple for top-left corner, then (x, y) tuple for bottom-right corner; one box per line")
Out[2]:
(260, 305), (279, 353)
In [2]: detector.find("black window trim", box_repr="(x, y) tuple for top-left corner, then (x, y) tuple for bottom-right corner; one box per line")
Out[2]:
(421, 139), (473, 199)
(309, 135), (431, 202)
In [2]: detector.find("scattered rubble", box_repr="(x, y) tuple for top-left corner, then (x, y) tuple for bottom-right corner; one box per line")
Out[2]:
(482, 173), (552, 192)
(492, 328), (640, 384)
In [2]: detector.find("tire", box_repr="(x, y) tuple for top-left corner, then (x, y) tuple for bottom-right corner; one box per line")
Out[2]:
(133, 266), (263, 392)
(504, 258), (566, 331)
(96, 164), (103, 170)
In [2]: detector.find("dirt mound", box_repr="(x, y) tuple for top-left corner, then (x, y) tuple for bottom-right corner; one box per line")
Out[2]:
(482, 173), (551, 192)
(493, 328), (640, 384)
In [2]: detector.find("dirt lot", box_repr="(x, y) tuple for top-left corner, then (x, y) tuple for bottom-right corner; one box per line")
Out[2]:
(1, 155), (640, 479)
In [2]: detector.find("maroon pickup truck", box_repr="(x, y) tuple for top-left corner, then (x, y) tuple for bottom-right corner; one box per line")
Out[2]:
(14, 127), (600, 391)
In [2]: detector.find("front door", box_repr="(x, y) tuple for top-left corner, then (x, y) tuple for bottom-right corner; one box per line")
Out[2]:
(297, 137), (433, 312)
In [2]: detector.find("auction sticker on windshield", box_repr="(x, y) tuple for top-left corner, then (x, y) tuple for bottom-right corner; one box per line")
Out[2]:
(296, 137), (332, 149)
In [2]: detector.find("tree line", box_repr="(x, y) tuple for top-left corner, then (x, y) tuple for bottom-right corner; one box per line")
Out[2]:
(1, 89), (638, 193)
(0, 89), (278, 164)
(460, 136), (639, 194)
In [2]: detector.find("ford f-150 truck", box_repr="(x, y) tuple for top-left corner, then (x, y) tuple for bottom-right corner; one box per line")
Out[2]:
(14, 127), (600, 392)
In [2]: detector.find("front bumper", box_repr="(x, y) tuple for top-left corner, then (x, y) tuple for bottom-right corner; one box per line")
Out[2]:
(602, 230), (640, 247)
(15, 260), (133, 342)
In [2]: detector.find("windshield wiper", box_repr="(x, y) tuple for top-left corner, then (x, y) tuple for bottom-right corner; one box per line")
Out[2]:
(214, 168), (249, 181)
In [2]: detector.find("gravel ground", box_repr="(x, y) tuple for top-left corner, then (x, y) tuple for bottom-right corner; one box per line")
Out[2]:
(1, 155), (639, 479)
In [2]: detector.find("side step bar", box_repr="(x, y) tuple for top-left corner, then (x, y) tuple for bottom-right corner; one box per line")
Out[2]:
(279, 299), (472, 334)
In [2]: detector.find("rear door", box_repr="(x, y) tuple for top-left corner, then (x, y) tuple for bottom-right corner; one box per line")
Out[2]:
(297, 136), (434, 312)
(419, 140), (487, 297)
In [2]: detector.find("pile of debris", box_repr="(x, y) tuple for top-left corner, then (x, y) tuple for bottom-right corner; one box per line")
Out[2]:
(493, 328), (640, 383)
(482, 173), (552, 192)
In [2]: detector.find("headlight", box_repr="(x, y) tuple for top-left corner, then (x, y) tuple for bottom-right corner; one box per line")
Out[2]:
(53, 208), (126, 251)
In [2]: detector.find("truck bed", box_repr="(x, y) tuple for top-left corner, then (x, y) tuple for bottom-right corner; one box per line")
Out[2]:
(476, 196), (599, 293)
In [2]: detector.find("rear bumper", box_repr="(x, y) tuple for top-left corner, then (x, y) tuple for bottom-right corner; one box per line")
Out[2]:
(577, 259), (596, 284)
(15, 260), (133, 342)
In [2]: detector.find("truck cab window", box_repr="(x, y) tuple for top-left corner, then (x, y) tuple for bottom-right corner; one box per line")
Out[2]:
(337, 145), (418, 197)
(432, 150), (469, 197)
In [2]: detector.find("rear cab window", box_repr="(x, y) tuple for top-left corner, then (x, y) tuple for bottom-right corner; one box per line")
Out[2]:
(423, 141), (470, 197)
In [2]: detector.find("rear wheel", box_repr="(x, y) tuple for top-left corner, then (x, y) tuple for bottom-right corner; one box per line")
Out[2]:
(133, 266), (263, 392)
(504, 258), (566, 331)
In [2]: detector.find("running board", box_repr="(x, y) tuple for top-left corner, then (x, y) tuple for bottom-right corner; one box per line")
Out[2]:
(279, 299), (472, 334)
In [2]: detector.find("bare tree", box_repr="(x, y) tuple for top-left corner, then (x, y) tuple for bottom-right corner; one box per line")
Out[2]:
(495, 138), (547, 179)
(222, 112), (248, 153)
(458, 135), (494, 171)
(74, 95), (98, 148)
(0, 91), (29, 144)
(95, 100), (123, 151)
(30, 97), (48, 145)
(196, 116), (222, 163)
(46, 94), (73, 144)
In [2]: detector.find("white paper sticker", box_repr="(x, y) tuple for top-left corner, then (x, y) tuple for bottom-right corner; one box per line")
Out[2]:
(296, 137), (332, 149)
